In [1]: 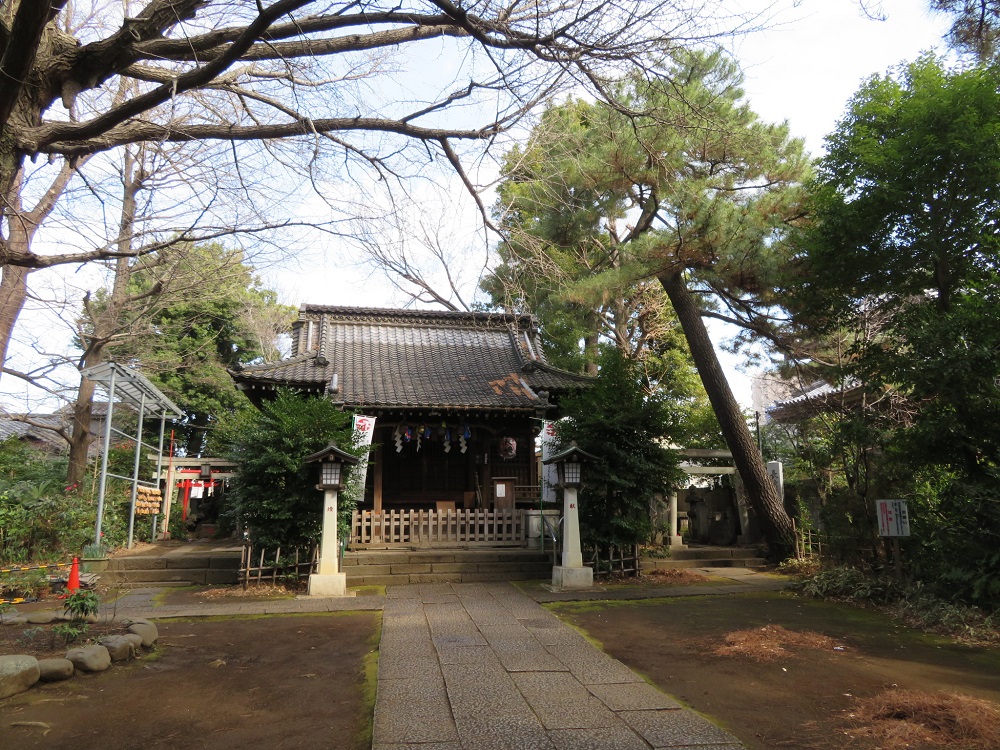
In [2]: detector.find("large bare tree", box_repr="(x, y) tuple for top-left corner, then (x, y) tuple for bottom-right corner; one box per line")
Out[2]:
(0, 0), (759, 375)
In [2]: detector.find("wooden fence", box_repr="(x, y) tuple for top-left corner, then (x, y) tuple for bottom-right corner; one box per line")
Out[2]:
(351, 509), (526, 547)
(587, 544), (641, 579)
(240, 543), (317, 588)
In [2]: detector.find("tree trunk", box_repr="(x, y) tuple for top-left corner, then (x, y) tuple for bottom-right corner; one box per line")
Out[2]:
(66, 342), (105, 487)
(659, 271), (795, 559)
(66, 147), (143, 483)
(0, 264), (30, 371)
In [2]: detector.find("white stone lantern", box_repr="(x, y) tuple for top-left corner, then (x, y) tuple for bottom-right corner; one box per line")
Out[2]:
(543, 443), (596, 590)
(304, 443), (359, 597)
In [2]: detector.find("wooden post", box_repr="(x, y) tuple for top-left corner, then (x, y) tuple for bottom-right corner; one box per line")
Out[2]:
(373, 441), (384, 514)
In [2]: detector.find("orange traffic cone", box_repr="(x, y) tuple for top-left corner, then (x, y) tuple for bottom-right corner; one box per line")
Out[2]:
(66, 557), (80, 595)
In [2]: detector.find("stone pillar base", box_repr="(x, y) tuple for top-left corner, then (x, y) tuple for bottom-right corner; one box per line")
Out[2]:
(666, 535), (686, 547)
(551, 565), (594, 590)
(307, 573), (348, 597)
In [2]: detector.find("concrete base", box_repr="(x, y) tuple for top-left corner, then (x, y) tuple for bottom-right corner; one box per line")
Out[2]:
(551, 565), (593, 590)
(307, 572), (348, 597)
(666, 535), (686, 547)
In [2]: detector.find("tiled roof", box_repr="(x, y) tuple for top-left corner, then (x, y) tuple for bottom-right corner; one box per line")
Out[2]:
(233, 306), (591, 412)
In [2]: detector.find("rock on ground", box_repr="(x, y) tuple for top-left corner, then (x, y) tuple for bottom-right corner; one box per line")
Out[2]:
(0, 655), (40, 699)
(124, 633), (144, 649)
(37, 658), (75, 682)
(98, 635), (135, 662)
(127, 619), (158, 647)
(66, 645), (111, 673)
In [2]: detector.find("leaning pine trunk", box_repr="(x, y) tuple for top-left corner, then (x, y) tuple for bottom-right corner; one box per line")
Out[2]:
(659, 271), (795, 560)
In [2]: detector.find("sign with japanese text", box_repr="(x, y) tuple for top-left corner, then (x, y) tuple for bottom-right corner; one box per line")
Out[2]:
(877, 499), (910, 537)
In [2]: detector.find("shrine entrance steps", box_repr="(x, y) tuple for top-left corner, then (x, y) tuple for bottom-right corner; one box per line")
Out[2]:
(640, 544), (768, 571)
(342, 548), (553, 587)
(97, 541), (242, 588)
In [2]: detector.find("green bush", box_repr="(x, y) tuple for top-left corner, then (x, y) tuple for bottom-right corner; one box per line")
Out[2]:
(218, 390), (361, 549)
(0, 438), (134, 563)
(796, 565), (998, 643)
(557, 348), (686, 551)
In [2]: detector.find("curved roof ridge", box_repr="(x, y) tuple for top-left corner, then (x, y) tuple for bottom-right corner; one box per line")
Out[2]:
(299, 304), (537, 329)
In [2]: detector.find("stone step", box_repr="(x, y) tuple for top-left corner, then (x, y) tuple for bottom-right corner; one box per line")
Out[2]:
(641, 557), (768, 570)
(346, 561), (552, 576)
(107, 555), (240, 571)
(346, 569), (550, 587)
(343, 550), (551, 566)
(98, 567), (239, 586)
(665, 546), (767, 561)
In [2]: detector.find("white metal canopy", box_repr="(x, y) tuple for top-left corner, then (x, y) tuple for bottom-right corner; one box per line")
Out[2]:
(83, 362), (184, 549)
(84, 362), (184, 418)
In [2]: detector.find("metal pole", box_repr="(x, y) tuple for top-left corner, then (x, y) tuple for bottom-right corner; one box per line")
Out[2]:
(94, 367), (118, 547)
(152, 411), (167, 541)
(126, 394), (147, 549)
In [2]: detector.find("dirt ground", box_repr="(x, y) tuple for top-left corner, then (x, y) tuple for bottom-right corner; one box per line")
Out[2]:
(552, 591), (1000, 750)
(1, 612), (379, 750)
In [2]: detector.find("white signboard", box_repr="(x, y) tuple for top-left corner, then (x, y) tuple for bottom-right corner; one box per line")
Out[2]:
(877, 499), (910, 537)
(766, 460), (784, 501)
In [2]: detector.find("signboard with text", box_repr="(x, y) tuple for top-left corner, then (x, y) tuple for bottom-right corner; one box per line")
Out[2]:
(877, 499), (910, 537)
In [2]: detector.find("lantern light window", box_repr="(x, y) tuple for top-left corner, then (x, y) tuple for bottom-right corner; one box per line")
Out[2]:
(320, 460), (342, 487)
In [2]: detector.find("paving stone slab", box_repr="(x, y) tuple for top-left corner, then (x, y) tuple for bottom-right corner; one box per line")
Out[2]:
(588, 681), (684, 711)
(378, 638), (438, 662)
(378, 655), (441, 680)
(545, 644), (646, 685)
(454, 713), (555, 750)
(436, 645), (504, 667)
(526, 625), (591, 646)
(548, 726), (654, 750)
(386, 584), (423, 598)
(532, 698), (620, 730)
(445, 673), (533, 717)
(374, 676), (458, 745)
(618, 709), (742, 748)
(374, 743), (463, 750)
(498, 649), (571, 673)
(432, 633), (488, 648)
(513, 671), (592, 703)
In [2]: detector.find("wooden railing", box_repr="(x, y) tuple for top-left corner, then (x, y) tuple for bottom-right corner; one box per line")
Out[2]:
(351, 509), (526, 548)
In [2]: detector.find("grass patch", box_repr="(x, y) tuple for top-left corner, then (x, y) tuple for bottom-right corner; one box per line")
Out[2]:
(356, 612), (382, 750)
(846, 689), (1000, 749)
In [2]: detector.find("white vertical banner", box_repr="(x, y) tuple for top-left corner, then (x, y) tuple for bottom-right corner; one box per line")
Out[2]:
(345, 415), (377, 505)
(540, 420), (560, 503)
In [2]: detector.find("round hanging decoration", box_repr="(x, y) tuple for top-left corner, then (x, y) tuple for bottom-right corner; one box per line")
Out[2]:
(499, 437), (517, 460)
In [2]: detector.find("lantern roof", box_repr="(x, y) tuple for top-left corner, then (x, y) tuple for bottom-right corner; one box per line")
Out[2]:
(543, 443), (598, 465)
(304, 443), (360, 465)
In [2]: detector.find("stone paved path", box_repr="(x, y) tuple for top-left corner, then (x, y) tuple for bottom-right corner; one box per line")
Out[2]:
(90, 573), (786, 748)
(373, 582), (745, 750)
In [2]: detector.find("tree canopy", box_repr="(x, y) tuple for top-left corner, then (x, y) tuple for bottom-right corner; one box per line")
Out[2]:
(489, 49), (810, 557)
(87, 242), (295, 457)
(788, 55), (1000, 607)
(0, 0), (757, 381)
